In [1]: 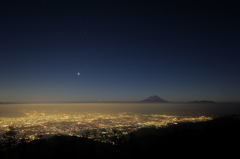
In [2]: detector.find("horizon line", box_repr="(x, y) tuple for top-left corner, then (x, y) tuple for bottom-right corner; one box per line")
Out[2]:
(0, 100), (239, 104)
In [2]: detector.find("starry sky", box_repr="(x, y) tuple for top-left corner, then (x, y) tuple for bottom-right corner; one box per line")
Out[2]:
(0, 0), (240, 102)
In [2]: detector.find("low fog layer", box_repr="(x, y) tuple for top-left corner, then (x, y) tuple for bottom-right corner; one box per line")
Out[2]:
(0, 103), (240, 117)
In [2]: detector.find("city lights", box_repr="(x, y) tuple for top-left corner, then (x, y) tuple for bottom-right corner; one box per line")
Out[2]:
(0, 111), (212, 145)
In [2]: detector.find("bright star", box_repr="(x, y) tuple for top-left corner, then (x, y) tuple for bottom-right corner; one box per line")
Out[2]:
(77, 72), (80, 76)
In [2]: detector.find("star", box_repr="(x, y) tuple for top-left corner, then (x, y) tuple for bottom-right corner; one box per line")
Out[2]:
(77, 72), (81, 76)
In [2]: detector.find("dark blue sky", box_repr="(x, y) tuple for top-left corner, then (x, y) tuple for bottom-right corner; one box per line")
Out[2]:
(0, 0), (240, 102)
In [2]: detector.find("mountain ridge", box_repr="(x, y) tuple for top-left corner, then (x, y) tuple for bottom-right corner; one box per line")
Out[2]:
(141, 96), (168, 103)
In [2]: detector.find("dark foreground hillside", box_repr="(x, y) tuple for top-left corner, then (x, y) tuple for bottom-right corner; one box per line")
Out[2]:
(1, 115), (240, 159)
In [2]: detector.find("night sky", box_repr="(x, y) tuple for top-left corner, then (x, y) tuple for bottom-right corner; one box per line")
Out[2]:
(0, 0), (240, 102)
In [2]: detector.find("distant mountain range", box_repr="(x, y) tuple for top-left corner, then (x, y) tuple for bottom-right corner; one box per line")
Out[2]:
(140, 96), (217, 104)
(141, 96), (168, 103)
(188, 100), (216, 104)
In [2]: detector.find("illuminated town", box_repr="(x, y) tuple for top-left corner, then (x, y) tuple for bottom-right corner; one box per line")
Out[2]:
(0, 111), (212, 146)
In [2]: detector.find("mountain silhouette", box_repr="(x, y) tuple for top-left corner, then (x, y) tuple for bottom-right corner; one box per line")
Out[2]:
(141, 96), (168, 103)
